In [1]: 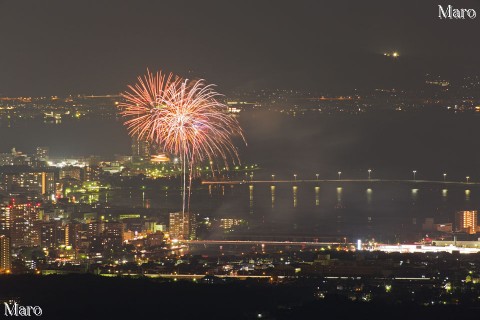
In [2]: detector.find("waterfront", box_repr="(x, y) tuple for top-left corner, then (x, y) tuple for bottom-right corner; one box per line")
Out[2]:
(3, 110), (480, 244)
(76, 180), (480, 243)
(1, 110), (480, 180)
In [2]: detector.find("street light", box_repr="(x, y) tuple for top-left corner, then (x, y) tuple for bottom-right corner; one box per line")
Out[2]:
(271, 174), (275, 181)
(316, 173), (319, 181)
(294, 174), (297, 181)
(338, 171), (342, 180)
(443, 173), (447, 182)
(467, 176), (470, 183)
(413, 170), (417, 181)
(368, 169), (372, 180)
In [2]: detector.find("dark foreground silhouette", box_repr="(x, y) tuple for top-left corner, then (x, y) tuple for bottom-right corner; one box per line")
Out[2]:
(0, 274), (478, 320)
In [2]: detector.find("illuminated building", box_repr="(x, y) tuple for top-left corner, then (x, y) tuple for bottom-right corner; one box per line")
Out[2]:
(84, 166), (101, 181)
(11, 219), (30, 248)
(7, 203), (41, 248)
(64, 224), (71, 246)
(40, 221), (58, 249)
(87, 221), (102, 241)
(0, 166), (56, 197)
(40, 220), (81, 249)
(455, 210), (478, 234)
(131, 136), (150, 158)
(169, 212), (196, 240)
(0, 205), (12, 234)
(144, 220), (156, 233)
(0, 201), (41, 248)
(64, 222), (82, 249)
(59, 166), (82, 181)
(75, 229), (90, 250)
(35, 147), (49, 161)
(0, 153), (14, 166)
(100, 162), (123, 174)
(30, 220), (41, 247)
(101, 222), (124, 249)
(0, 235), (11, 272)
(154, 223), (167, 232)
(220, 218), (242, 230)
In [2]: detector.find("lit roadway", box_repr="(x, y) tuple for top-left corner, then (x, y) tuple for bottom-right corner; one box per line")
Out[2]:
(101, 273), (272, 280)
(188, 240), (348, 246)
(202, 179), (480, 186)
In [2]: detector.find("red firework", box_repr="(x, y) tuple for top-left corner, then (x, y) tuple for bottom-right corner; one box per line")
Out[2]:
(118, 70), (245, 212)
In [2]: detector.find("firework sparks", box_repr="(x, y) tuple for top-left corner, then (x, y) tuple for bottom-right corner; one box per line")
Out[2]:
(118, 70), (245, 212)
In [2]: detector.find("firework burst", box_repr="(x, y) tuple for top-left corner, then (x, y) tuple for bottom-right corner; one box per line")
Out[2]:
(118, 70), (245, 212)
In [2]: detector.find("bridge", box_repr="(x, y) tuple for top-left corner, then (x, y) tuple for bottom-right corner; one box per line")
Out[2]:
(100, 273), (272, 280)
(202, 179), (479, 186)
(187, 240), (480, 254)
(188, 240), (348, 246)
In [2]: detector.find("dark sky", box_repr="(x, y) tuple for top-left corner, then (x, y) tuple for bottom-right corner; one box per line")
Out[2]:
(0, 0), (479, 95)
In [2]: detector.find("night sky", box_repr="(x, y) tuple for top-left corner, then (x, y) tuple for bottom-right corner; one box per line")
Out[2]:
(0, 0), (479, 95)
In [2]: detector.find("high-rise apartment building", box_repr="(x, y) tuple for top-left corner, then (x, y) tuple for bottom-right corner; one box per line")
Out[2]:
(455, 210), (478, 234)
(169, 212), (196, 240)
(0, 235), (11, 272)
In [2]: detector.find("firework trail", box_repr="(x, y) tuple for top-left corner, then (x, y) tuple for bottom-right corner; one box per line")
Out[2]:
(118, 70), (245, 213)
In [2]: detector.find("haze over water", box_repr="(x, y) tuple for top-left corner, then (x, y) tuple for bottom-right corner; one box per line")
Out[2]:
(2, 110), (476, 241)
(1, 109), (479, 180)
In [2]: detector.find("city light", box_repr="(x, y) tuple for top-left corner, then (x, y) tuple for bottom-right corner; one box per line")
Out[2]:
(1, 2), (479, 316)
(383, 51), (400, 58)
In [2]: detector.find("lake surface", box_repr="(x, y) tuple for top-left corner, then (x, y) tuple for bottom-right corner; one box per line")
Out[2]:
(82, 181), (479, 242)
(2, 110), (480, 241)
(1, 110), (479, 180)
